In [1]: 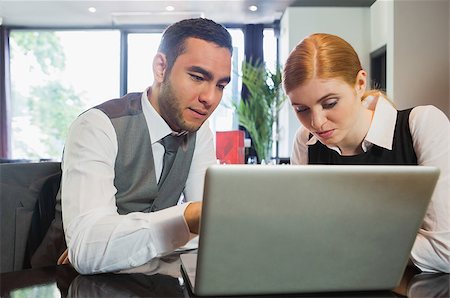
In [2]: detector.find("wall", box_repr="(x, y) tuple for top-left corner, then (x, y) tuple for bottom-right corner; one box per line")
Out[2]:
(392, 0), (449, 115)
(369, 0), (449, 115)
(279, 7), (369, 158)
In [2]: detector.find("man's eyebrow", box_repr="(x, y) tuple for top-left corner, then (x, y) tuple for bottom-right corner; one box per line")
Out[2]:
(187, 66), (231, 84)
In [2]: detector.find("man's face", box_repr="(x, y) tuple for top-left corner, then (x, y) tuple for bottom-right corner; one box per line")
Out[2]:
(158, 38), (231, 132)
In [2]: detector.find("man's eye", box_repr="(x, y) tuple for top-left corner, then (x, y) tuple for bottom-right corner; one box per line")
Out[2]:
(217, 84), (226, 91)
(189, 74), (204, 81)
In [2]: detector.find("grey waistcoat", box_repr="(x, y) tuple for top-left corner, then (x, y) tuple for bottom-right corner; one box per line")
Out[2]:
(31, 92), (196, 267)
(95, 92), (196, 212)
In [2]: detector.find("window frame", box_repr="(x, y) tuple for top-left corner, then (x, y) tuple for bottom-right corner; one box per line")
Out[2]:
(1, 23), (279, 160)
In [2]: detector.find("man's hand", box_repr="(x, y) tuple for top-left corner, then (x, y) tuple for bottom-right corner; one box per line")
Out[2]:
(184, 201), (202, 234)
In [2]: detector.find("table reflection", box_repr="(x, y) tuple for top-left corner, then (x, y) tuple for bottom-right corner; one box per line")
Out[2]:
(407, 273), (449, 298)
(68, 273), (185, 298)
(1, 261), (448, 298)
(67, 253), (187, 297)
(66, 264), (449, 298)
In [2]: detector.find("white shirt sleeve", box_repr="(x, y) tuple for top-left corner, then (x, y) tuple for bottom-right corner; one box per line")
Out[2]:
(290, 126), (310, 165)
(408, 106), (450, 273)
(62, 109), (191, 274)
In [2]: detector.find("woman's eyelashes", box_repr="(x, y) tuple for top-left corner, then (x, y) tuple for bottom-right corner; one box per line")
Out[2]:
(295, 105), (309, 113)
(294, 100), (337, 113)
(322, 99), (338, 109)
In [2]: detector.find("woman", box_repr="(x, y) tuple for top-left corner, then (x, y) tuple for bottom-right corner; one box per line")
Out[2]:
(283, 33), (449, 273)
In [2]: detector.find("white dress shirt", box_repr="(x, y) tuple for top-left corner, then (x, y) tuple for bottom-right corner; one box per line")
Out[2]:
(291, 96), (450, 273)
(62, 89), (217, 274)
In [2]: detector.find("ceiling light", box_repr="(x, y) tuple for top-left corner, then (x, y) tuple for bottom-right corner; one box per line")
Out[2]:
(166, 6), (175, 12)
(248, 5), (258, 12)
(88, 7), (96, 13)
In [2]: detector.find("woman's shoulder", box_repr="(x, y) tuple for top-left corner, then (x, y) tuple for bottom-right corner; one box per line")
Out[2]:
(408, 105), (449, 140)
(294, 125), (311, 144)
(291, 126), (310, 165)
(409, 105), (449, 123)
(410, 105), (444, 113)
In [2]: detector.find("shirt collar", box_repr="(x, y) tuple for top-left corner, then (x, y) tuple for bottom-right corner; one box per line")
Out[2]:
(362, 95), (397, 151)
(307, 134), (341, 152)
(141, 87), (187, 144)
(306, 95), (397, 154)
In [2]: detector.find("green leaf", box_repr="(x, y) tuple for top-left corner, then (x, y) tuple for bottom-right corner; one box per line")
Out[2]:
(233, 58), (287, 162)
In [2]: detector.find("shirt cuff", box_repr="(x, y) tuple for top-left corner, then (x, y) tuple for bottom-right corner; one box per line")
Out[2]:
(150, 203), (192, 253)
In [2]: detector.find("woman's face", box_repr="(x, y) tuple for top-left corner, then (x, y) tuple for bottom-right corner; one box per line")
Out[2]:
(287, 71), (368, 152)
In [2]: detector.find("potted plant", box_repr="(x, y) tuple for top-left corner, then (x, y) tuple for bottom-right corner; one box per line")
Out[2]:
(234, 59), (286, 163)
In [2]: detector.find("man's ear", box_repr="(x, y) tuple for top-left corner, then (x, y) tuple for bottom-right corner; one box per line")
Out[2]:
(153, 53), (167, 83)
(355, 70), (367, 97)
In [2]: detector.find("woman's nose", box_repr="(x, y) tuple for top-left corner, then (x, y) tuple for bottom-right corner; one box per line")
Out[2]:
(311, 110), (326, 130)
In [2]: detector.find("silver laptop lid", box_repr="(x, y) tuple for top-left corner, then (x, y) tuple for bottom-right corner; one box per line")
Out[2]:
(190, 165), (439, 296)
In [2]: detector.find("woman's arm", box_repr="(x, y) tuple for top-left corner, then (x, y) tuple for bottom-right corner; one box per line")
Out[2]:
(408, 105), (450, 273)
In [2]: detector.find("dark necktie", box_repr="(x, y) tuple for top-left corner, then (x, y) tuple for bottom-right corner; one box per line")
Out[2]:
(159, 134), (181, 188)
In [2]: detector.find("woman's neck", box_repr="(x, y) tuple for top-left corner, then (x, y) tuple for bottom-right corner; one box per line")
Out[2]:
(338, 108), (374, 156)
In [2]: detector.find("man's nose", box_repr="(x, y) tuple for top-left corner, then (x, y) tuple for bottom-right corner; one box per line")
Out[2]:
(199, 84), (219, 106)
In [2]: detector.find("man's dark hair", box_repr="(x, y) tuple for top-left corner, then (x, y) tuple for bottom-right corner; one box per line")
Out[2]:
(158, 18), (233, 72)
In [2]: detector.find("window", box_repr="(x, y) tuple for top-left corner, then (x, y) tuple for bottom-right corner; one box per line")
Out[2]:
(210, 29), (244, 133)
(9, 30), (120, 160)
(7, 27), (276, 160)
(127, 33), (162, 93)
(263, 28), (277, 73)
(263, 28), (279, 158)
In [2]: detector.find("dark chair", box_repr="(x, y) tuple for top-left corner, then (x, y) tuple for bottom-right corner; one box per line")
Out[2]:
(0, 162), (61, 273)
(277, 157), (291, 164)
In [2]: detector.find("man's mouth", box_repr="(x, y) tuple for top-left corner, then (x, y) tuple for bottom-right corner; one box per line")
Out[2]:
(189, 107), (208, 118)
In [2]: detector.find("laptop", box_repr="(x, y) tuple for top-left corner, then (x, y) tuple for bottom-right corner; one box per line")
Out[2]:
(180, 164), (439, 296)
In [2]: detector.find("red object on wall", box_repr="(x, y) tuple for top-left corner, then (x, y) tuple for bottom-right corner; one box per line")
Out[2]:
(216, 130), (245, 164)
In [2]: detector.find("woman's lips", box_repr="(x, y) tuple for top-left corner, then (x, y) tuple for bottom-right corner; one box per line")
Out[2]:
(316, 129), (334, 139)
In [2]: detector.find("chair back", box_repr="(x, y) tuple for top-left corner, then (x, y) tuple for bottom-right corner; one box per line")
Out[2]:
(0, 162), (61, 273)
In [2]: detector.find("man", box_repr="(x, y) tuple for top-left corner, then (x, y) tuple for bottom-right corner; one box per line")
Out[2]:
(32, 18), (232, 274)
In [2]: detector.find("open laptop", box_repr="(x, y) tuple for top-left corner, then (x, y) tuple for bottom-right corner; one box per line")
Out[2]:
(180, 164), (439, 296)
